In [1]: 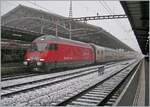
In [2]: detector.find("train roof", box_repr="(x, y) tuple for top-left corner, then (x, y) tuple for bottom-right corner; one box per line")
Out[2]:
(33, 35), (92, 48)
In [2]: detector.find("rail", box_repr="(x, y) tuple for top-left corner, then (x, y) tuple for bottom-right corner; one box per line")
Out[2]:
(55, 60), (139, 106)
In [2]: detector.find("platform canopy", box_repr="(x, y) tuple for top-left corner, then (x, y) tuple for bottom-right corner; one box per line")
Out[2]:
(121, 1), (149, 55)
(2, 5), (133, 51)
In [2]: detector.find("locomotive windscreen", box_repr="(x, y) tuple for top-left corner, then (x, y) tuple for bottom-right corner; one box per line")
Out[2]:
(29, 43), (58, 52)
(29, 43), (47, 52)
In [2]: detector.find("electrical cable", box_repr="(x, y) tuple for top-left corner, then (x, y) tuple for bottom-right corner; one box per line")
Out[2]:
(99, 1), (129, 34)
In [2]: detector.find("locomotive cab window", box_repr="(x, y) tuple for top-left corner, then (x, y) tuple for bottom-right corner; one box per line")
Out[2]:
(29, 43), (47, 52)
(48, 44), (58, 50)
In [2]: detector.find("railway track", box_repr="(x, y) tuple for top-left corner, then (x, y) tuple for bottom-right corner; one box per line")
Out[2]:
(1, 60), (131, 99)
(1, 73), (39, 81)
(1, 59), (138, 106)
(2, 62), (120, 98)
(1, 61), (119, 81)
(50, 60), (141, 106)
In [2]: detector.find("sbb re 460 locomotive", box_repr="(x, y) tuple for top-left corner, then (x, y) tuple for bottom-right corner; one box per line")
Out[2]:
(24, 35), (136, 72)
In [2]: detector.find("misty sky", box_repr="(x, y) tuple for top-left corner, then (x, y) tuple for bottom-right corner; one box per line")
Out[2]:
(1, 0), (141, 52)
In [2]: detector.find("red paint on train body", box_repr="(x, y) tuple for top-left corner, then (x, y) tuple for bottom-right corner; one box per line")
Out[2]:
(24, 35), (95, 71)
(25, 43), (94, 62)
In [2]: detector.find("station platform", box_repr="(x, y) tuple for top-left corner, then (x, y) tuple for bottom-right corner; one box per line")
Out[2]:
(114, 57), (149, 106)
(131, 57), (149, 106)
(144, 57), (149, 106)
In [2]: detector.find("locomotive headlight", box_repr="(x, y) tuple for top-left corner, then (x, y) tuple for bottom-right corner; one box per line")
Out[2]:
(23, 61), (28, 65)
(26, 58), (31, 61)
(37, 62), (42, 66)
(39, 58), (45, 61)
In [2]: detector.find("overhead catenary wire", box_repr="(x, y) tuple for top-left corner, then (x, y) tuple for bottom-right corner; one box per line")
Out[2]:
(102, 1), (136, 45)
(6, 0), (49, 12)
(98, 1), (111, 15)
(27, 1), (51, 12)
(98, 0), (136, 50)
(98, 1), (129, 34)
(26, 1), (68, 37)
(5, 1), (18, 6)
(7, 1), (128, 33)
(102, 1), (129, 32)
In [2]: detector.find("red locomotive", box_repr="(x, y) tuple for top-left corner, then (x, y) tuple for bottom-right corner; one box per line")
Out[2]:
(24, 35), (136, 72)
(24, 35), (95, 72)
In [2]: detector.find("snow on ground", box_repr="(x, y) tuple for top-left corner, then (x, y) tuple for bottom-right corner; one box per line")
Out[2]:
(1, 68), (97, 95)
(1, 60), (135, 106)
(2, 65), (99, 88)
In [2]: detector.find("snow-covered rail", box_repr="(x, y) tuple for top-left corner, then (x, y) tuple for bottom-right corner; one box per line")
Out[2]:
(54, 60), (141, 106)
(2, 73), (39, 81)
(1, 59), (137, 106)
(2, 62), (121, 98)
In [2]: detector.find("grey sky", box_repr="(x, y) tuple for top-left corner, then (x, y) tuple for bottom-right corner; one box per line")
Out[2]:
(1, 0), (141, 52)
